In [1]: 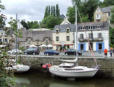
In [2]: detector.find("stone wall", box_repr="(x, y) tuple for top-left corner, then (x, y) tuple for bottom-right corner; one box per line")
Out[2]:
(15, 55), (114, 77)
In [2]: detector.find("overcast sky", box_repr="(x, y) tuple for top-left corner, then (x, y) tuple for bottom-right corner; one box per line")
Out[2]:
(2, 0), (72, 22)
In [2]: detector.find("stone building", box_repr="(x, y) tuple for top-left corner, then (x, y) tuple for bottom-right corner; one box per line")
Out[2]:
(94, 6), (113, 23)
(53, 18), (109, 52)
(18, 28), (52, 48)
(0, 29), (11, 46)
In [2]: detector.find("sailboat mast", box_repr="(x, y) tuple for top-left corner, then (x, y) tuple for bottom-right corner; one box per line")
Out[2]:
(16, 14), (18, 60)
(75, 4), (78, 60)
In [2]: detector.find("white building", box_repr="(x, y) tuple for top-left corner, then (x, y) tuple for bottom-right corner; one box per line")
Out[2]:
(53, 19), (109, 52)
(0, 29), (10, 44)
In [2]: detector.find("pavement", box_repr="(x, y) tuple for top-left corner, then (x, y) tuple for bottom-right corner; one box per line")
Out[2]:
(9, 51), (114, 58)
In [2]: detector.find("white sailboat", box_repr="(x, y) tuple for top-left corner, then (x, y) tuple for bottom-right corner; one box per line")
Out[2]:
(49, 4), (99, 77)
(5, 14), (30, 73)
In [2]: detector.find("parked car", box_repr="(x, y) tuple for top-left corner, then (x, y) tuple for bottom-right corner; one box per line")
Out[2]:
(8, 49), (22, 54)
(65, 49), (82, 56)
(44, 49), (59, 55)
(24, 47), (40, 55)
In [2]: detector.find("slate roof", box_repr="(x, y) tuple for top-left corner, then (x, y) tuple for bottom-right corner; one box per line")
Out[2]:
(54, 22), (109, 33)
(18, 28), (52, 42)
(101, 6), (112, 13)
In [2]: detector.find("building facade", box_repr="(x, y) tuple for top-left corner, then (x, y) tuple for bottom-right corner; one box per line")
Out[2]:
(0, 29), (11, 45)
(94, 6), (113, 23)
(18, 28), (53, 48)
(53, 19), (109, 52)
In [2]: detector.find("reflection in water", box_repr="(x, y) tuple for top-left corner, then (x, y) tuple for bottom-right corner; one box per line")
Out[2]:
(15, 77), (30, 84)
(15, 71), (114, 87)
(49, 83), (78, 87)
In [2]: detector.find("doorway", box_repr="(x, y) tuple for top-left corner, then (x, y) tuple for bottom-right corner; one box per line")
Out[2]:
(80, 44), (84, 51)
(89, 42), (93, 50)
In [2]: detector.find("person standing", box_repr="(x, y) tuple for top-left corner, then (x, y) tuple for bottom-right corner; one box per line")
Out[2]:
(104, 48), (108, 57)
(110, 48), (113, 57)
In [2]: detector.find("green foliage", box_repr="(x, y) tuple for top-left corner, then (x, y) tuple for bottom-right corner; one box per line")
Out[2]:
(81, 15), (89, 22)
(41, 16), (63, 29)
(67, 7), (75, 23)
(0, 50), (15, 87)
(0, 1), (5, 28)
(44, 4), (60, 18)
(41, 4), (62, 29)
(21, 20), (29, 29)
(103, 0), (114, 7)
(27, 21), (39, 29)
(110, 27), (114, 47)
(0, 0), (5, 10)
(8, 17), (23, 38)
(67, 0), (100, 23)
(56, 4), (60, 17)
(0, 1), (15, 87)
(21, 20), (39, 29)
(111, 7), (114, 24)
(8, 17), (17, 32)
(0, 14), (6, 28)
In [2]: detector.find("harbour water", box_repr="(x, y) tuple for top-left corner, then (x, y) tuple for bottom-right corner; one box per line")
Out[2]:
(15, 70), (114, 87)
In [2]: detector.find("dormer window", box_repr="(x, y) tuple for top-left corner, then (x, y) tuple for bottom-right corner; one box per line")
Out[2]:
(56, 29), (59, 34)
(66, 28), (70, 33)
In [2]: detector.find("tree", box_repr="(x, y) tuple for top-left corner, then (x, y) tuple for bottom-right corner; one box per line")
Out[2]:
(103, 0), (114, 7)
(56, 4), (60, 17)
(41, 16), (62, 29)
(67, 7), (75, 23)
(0, 0), (5, 10)
(0, 14), (6, 28)
(0, 1), (15, 87)
(21, 20), (29, 29)
(41, 4), (62, 29)
(51, 6), (56, 16)
(27, 21), (39, 29)
(44, 4), (60, 18)
(67, 0), (100, 23)
(21, 20), (39, 29)
(0, 1), (5, 28)
(110, 27), (114, 47)
(111, 7), (114, 24)
(44, 6), (50, 18)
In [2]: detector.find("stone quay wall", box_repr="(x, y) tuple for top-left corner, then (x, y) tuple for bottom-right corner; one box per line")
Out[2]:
(14, 55), (114, 77)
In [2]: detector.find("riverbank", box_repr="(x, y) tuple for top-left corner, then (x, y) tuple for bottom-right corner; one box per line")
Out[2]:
(9, 55), (114, 78)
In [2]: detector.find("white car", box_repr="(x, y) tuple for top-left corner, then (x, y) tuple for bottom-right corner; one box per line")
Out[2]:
(8, 49), (22, 54)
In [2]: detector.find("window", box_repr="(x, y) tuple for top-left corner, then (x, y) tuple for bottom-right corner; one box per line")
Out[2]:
(56, 29), (59, 33)
(66, 36), (70, 41)
(80, 34), (84, 39)
(66, 28), (70, 33)
(5, 38), (7, 42)
(89, 33), (93, 39)
(96, 14), (101, 19)
(93, 26), (95, 29)
(108, 12), (110, 16)
(56, 36), (59, 41)
(88, 26), (91, 29)
(98, 33), (102, 38)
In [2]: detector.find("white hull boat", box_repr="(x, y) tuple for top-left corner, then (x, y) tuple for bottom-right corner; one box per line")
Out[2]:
(49, 63), (98, 77)
(5, 64), (30, 73)
(49, 4), (99, 78)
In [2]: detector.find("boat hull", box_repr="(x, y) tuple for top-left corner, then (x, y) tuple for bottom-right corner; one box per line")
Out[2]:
(5, 64), (30, 73)
(49, 66), (98, 77)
